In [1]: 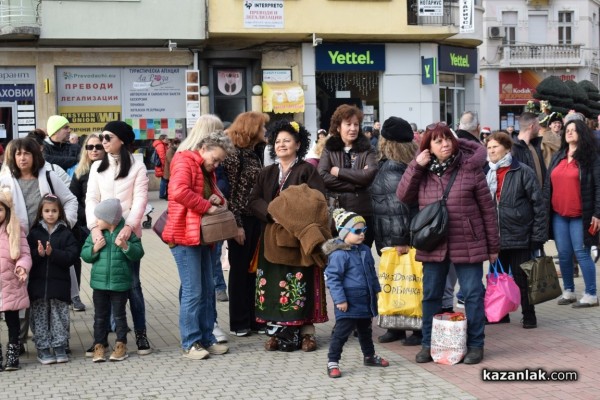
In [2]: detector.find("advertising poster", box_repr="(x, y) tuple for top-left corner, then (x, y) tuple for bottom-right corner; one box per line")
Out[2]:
(243, 0), (284, 29)
(56, 67), (122, 134)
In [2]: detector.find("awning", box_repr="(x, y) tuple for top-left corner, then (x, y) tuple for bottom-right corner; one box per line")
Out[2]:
(262, 82), (305, 114)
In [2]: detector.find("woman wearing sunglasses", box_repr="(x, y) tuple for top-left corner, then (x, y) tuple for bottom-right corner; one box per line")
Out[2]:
(69, 133), (106, 313)
(85, 121), (151, 357)
(397, 122), (499, 365)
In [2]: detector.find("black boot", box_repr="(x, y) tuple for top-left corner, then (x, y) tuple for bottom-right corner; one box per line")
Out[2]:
(135, 330), (152, 355)
(5, 343), (20, 371)
(378, 329), (405, 343)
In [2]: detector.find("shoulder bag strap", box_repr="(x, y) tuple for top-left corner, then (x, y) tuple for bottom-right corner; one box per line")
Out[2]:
(46, 170), (55, 195)
(441, 167), (459, 200)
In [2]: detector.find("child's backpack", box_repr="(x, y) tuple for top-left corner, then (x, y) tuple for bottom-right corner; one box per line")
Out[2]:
(150, 148), (161, 167)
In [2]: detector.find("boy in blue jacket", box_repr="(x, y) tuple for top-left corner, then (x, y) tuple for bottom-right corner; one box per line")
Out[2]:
(322, 208), (389, 378)
(81, 198), (144, 363)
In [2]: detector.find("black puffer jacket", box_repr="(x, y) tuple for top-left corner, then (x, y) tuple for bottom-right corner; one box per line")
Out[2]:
(43, 139), (80, 170)
(318, 134), (378, 216)
(27, 222), (79, 302)
(543, 148), (600, 247)
(370, 159), (415, 252)
(485, 159), (547, 250)
(511, 132), (546, 185)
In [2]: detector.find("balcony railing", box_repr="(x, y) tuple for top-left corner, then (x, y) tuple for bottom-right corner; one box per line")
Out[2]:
(501, 44), (583, 68)
(0, 0), (40, 36)
(407, 0), (454, 26)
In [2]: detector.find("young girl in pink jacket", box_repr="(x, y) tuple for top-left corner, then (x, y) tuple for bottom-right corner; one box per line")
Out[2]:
(0, 187), (32, 371)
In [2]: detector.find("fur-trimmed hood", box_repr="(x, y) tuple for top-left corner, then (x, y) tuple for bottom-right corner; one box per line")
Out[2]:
(325, 134), (372, 153)
(322, 238), (352, 255)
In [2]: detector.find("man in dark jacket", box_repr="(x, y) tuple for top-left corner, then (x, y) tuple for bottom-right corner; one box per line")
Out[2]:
(455, 111), (482, 144)
(511, 112), (546, 186)
(43, 115), (79, 170)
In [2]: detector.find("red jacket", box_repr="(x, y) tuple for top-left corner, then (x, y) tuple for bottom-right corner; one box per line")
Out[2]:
(162, 150), (223, 246)
(153, 140), (167, 178)
(397, 139), (499, 263)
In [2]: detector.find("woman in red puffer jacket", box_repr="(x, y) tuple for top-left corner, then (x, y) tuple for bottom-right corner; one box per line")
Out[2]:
(162, 130), (235, 360)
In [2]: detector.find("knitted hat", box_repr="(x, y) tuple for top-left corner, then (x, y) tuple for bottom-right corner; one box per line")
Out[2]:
(94, 198), (123, 226)
(47, 115), (69, 137)
(381, 117), (414, 143)
(103, 121), (135, 145)
(332, 208), (366, 241)
(0, 187), (21, 260)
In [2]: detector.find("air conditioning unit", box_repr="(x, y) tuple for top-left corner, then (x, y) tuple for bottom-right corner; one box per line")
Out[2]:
(488, 26), (506, 39)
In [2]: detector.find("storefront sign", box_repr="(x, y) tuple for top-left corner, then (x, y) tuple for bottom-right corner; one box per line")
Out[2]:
(421, 57), (438, 85)
(217, 70), (244, 96)
(262, 81), (304, 114)
(459, 0), (474, 33)
(499, 70), (542, 105)
(438, 45), (477, 74)
(315, 44), (386, 72)
(122, 67), (186, 119)
(57, 66), (186, 136)
(0, 67), (36, 84)
(243, 0), (284, 29)
(0, 84), (35, 102)
(263, 69), (292, 82)
(418, 0), (443, 17)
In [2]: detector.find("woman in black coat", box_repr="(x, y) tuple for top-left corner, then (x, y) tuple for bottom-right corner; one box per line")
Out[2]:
(485, 132), (547, 328)
(370, 117), (421, 345)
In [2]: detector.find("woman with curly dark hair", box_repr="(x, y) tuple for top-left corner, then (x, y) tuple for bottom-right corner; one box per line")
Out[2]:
(543, 119), (600, 308)
(318, 104), (378, 247)
(249, 120), (329, 352)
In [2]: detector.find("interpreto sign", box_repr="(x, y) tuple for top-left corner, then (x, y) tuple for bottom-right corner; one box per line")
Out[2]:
(243, 0), (284, 29)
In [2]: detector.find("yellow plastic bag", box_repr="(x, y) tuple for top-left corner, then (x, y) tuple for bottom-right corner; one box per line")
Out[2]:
(377, 248), (423, 317)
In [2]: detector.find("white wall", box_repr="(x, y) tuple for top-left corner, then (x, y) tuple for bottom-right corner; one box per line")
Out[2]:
(41, 0), (206, 40)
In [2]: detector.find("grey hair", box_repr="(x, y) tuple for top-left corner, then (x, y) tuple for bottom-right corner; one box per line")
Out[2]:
(410, 122), (418, 131)
(564, 112), (585, 123)
(197, 130), (236, 155)
(459, 111), (479, 132)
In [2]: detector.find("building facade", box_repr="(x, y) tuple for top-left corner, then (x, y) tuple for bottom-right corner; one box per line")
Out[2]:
(480, 0), (600, 130)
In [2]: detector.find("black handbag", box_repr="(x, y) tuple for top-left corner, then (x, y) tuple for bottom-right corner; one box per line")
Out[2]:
(409, 168), (458, 251)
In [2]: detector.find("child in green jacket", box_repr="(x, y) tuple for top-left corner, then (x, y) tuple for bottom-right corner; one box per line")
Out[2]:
(81, 198), (144, 363)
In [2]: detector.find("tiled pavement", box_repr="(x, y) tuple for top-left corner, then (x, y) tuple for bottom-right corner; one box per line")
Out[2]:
(2, 191), (599, 399)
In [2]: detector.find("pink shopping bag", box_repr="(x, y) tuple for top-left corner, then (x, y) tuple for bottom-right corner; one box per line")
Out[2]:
(484, 260), (520, 323)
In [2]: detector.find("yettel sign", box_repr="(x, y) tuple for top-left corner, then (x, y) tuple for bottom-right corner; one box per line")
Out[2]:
(315, 44), (385, 72)
(438, 45), (477, 74)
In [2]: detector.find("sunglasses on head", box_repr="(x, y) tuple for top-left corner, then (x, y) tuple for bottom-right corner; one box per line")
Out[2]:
(426, 121), (447, 131)
(85, 144), (104, 151)
(99, 134), (115, 142)
(339, 226), (368, 235)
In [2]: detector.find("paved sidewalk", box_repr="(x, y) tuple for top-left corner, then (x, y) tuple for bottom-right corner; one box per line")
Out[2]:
(3, 191), (600, 399)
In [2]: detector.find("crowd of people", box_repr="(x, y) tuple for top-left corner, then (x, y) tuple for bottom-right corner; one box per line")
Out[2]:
(0, 104), (598, 378)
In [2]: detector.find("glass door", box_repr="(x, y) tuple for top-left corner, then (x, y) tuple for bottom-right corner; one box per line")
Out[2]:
(0, 102), (17, 143)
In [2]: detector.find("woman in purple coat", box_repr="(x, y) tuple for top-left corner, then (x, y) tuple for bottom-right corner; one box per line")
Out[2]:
(397, 122), (499, 365)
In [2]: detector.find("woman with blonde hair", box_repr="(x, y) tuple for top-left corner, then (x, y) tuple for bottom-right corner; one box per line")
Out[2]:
(176, 114), (229, 343)
(223, 111), (269, 336)
(69, 133), (106, 315)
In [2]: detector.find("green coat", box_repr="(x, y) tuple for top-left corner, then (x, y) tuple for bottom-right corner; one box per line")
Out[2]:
(81, 219), (144, 292)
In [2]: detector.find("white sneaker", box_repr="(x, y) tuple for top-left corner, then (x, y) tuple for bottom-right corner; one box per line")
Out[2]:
(182, 343), (209, 360)
(557, 290), (577, 305)
(213, 323), (228, 343)
(207, 343), (229, 355)
(572, 294), (599, 308)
